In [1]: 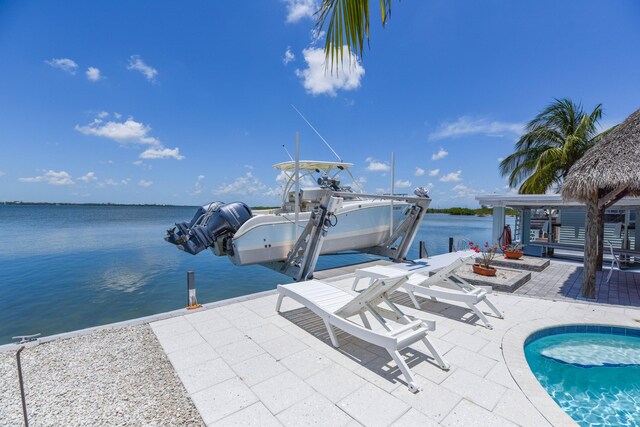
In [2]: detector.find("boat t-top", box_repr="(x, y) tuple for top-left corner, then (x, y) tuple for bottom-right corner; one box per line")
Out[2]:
(165, 160), (431, 281)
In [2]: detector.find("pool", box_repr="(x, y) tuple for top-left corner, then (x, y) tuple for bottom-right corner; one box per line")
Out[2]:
(525, 325), (640, 427)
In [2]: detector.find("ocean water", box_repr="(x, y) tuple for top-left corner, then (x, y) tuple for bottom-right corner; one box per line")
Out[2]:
(0, 205), (501, 344)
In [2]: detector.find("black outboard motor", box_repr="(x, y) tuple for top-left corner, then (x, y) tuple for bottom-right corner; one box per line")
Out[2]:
(165, 202), (252, 255)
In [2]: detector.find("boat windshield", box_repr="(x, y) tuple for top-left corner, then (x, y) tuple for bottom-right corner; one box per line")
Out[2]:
(272, 160), (362, 210)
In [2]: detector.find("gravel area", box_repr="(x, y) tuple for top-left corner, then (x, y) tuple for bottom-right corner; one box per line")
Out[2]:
(0, 325), (203, 426)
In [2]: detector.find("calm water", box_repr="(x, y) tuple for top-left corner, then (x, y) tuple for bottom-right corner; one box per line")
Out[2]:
(526, 332), (640, 426)
(0, 205), (501, 344)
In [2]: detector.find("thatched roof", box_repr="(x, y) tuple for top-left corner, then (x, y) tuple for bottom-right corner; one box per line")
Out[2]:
(562, 108), (640, 200)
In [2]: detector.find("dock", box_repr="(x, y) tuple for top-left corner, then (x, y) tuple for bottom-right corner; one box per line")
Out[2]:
(2, 251), (640, 426)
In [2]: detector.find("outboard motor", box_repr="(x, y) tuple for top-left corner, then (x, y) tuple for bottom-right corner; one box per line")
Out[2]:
(165, 202), (252, 255)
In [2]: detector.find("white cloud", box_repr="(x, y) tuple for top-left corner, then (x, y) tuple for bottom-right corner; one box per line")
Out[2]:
(18, 170), (74, 185)
(140, 147), (184, 160)
(76, 114), (183, 160)
(127, 55), (158, 82)
(497, 157), (504, 162)
(78, 172), (97, 182)
(86, 67), (102, 81)
(45, 58), (78, 74)
(414, 167), (425, 177)
(97, 111), (109, 118)
(428, 169), (440, 176)
(310, 28), (325, 46)
(429, 116), (524, 140)
(284, 0), (317, 23)
(100, 178), (129, 187)
(75, 117), (159, 145)
(191, 175), (205, 195)
(0, 171), (5, 177)
(431, 148), (448, 161)
(138, 179), (153, 188)
(214, 169), (268, 196)
(295, 47), (365, 96)
(440, 170), (462, 182)
(395, 179), (412, 189)
(283, 47), (295, 65)
(365, 157), (390, 172)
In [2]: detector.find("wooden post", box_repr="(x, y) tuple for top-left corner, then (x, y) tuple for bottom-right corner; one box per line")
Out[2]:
(583, 194), (598, 299)
(596, 207), (605, 271)
(448, 237), (454, 253)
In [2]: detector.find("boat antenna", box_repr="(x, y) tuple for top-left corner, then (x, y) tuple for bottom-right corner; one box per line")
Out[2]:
(290, 104), (342, 162)
(282, 145), (294, 161)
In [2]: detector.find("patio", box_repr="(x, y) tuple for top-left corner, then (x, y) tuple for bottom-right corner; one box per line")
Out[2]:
(150, 254), (640, 426)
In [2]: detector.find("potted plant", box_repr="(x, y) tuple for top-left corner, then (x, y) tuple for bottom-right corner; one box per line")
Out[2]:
(468, 241), (499, 276)
(502, 243), (524, 260)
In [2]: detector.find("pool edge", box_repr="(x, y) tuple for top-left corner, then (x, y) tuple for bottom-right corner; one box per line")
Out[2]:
(502, 318), (640, 427)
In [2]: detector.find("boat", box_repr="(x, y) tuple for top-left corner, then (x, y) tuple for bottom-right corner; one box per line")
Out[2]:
(165, 160), (431, 279)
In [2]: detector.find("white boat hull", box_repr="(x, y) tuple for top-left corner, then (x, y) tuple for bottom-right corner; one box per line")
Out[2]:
(227, 200), (409, 266)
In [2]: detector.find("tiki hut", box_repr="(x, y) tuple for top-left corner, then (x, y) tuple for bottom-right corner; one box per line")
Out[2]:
(562, 108), (640, 298)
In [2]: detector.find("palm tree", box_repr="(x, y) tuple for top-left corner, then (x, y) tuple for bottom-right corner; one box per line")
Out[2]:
(315, 0), (392, 66)
(500, 99), (605, 194)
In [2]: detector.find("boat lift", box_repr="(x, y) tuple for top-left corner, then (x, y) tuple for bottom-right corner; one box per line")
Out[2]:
(263, 189), (431, 281)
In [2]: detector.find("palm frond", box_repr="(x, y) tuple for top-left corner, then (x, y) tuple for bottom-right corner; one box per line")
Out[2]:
(316, 0), (392, 68)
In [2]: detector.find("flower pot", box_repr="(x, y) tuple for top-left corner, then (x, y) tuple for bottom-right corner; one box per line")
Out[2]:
(504, 251), (523, 260)
(472, 263), (497, 276)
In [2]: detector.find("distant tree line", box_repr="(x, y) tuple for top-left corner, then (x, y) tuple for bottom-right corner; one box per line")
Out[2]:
(427, 206), (518, 216)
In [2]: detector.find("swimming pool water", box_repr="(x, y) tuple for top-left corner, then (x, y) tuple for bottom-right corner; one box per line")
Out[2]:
(525, 326), (640, 427)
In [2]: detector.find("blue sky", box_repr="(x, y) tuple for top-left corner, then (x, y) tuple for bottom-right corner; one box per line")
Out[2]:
(1, 1), (639, 207)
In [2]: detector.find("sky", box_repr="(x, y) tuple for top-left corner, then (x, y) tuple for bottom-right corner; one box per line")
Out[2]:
(1, 0), (639, 208)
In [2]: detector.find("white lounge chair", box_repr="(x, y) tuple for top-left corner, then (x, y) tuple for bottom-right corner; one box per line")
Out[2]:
(353, 257), (503, 329)
(276, 272), (450, 393)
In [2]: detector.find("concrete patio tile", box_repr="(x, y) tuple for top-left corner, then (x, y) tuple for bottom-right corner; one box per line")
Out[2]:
(306, 363), (367, 403)
(179, 357), (237, 394)
(198, 326), (247, 349)
(211, 402), (282, 427)
(251, 371), (315, 415)
(441, 399), (517, 427)
(493, 389), (553, 427)
(276, 393), (353, 427)
(425, 335), (456, 355)
(216, 338), (265, 364)
(441, 368), (507, 411)
(231, 353), (288, 387)
(260, 335), (309, 360)
(334, 342), (378, 365)
(353, 356), (408, 393)
(190, 316), (234, 335)
(234, 313), (269, 332)
(391, 375), (462, 422)
(390, 408), (439, 427)
(151, 317), (195, 340)
(166, 341), (218, 372)
(443, 346), (497, 377)
(485, 362), (519, 391)
(440, 329), (490, 353)
(338, 383), (410, 426)
(411, 358), (454, 384)
(157, 329), (206, 354)
(478, 340), (504, 361)
(245, 323), (288, 344)
(280, 348), (333, 379)
(184, 308), (226, 325)
(216, 303), (255, 320)
(242, 300), (280, 319)
(191, 377), (258, 424)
